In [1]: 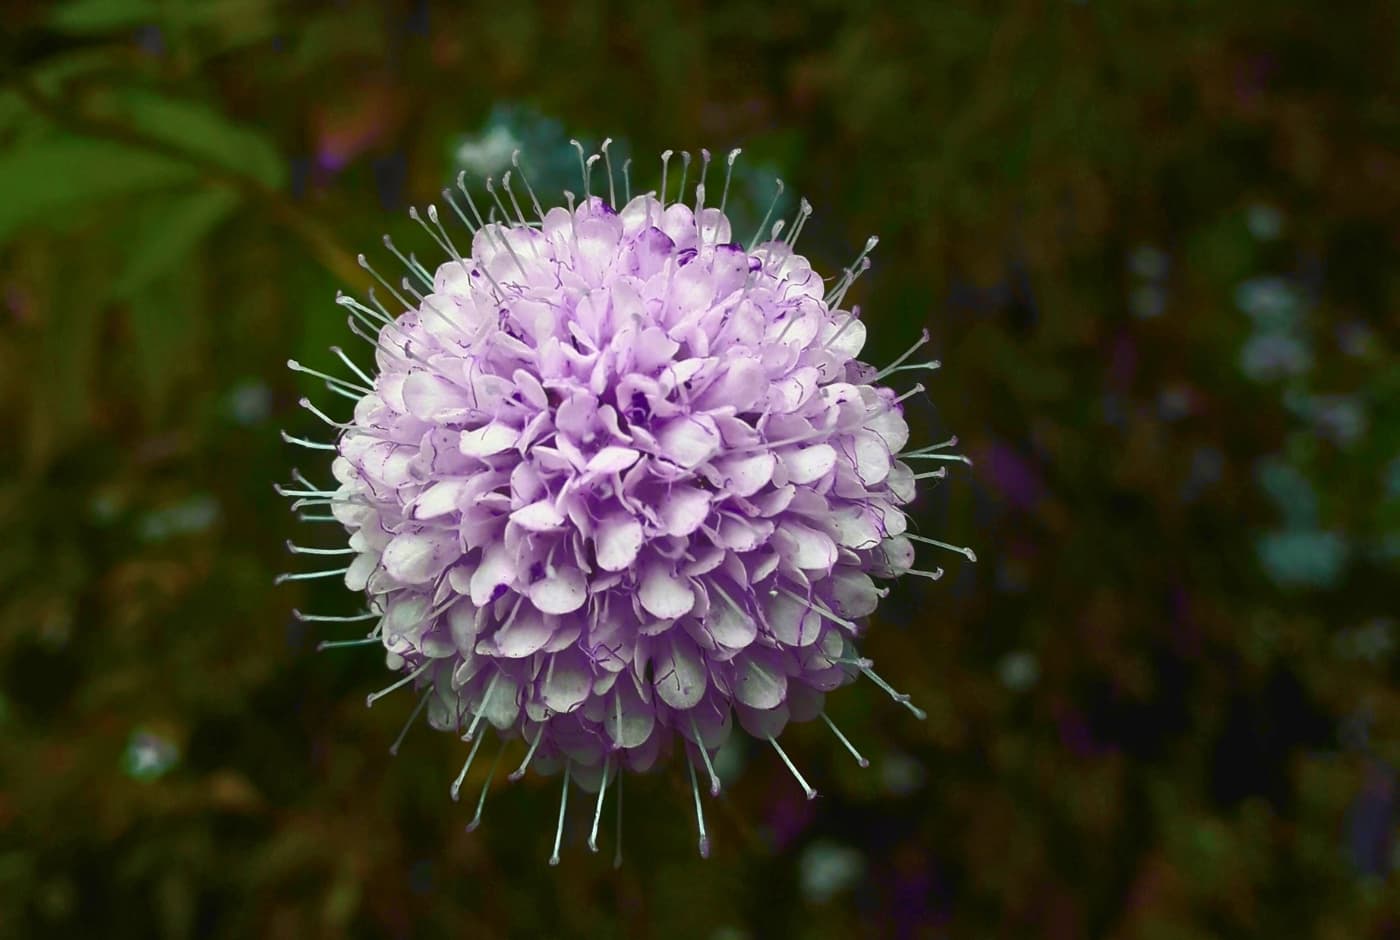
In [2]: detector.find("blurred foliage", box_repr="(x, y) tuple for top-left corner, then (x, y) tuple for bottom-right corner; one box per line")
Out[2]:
(1, 0), (1398, 937)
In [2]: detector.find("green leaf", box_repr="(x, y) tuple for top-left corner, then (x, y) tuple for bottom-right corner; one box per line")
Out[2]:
(0, 137), (194, 243)
(112, 187), (240, 299)
(106, 88), (286, 188)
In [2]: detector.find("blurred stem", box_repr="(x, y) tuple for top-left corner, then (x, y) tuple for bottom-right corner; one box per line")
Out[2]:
(10, 77), (368, 290)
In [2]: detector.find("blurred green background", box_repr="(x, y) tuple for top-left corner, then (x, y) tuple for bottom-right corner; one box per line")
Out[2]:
(2, 1), (1398, 937)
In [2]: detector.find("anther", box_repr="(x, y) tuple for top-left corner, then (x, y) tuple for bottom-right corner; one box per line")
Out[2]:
(687, 754), (711, 859)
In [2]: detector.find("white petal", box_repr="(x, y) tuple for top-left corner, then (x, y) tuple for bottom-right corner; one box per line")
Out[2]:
(707, 595), (758, 649)
(486, 603), (554, 658)
(529, 567), (587, 614)
(734, 656), (786, 710)
(412, 479), (467, 519)
(510, 498), (566, 532)
(659, 487), (712, 537)
(381, 530), (455, 584)
(402, 371), (472, 421)
(586, 446), (641, 475)
(777, 521), (838, 572)
(655, 414), (720, 469)
(653, 636), (707, 710)
(595, 513), (643, 572)
(715, 452), (775, 497)
(344, 552), (378, 591)
(639, 563), (696, 619)
(848, 429), (891, 485)
(541, 649), (593, 713)
(468, 543), (515, 605)
(459, 422), (520, 457)
(780, 444), (837, 485)
(829, 569), (879, 618)
(765, 590), (821, 647)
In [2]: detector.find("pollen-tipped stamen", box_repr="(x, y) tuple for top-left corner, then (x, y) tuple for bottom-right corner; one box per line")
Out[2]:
(905, 533), (978, 562)
(769, 735), (818, 800)
(509, 725), (544, 782)
(588, 754), (611, 853)
(465, 737), (507, 832)
(686, 754), (712, 859)
(690, 717), (722, 796)
(389, 688), (433, 756)
(365, 660), (432, 708)
(274, 566), (350, 584)
(819, 712), (870, 768)
(549, 762), (571, 866)
(450, 726), (488, 801)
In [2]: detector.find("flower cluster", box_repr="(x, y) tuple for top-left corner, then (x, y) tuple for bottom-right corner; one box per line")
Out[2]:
(279, 145), (971, 861)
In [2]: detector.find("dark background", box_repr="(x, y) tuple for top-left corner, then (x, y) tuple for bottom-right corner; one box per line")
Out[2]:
(2, 1), (1397, 937)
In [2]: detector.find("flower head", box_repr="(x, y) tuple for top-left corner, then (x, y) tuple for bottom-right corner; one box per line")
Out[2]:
(280, 143), (971, 862)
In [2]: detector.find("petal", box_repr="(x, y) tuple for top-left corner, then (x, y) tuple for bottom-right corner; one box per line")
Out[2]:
(412, 479), (467, 519)
(706, 594), (758, 649)
(595, 513), (644, 572)
(529, 567), (587, 614)
(829, 568), (880, 618)
(510, 498), (566, 532)
(381, 529), (456, 584)
(847, 429), (891, 485)
(779, 444), (837, 486)
(639, 563), (696, 619)
(765, 590), (821, 647)
(659, 487), (712, 537)
(715, 452), (775, 498)
(653, 635), (707, 710)
(459, 422), (520, 457)
(485, 603), (554, 658)
(776, 520), (838, 572)
(402, 371), (472, 421)
(655, 414), (720, 469)
(540, 649), (593, 713)
(468, 543), (515, 605)
(607, 681), (656, 748)
(734, 656), (787, 710)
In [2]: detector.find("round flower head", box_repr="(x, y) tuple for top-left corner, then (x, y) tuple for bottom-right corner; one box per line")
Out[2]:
(279, 143), (973, 862)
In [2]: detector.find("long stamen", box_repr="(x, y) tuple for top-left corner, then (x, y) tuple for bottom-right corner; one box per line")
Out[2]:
(769, 735), (817, 800)
(462, 672), (500, 742)
(316, 636), (380, 651)
(285, 541), (354, 556)
(286, 359), (372, 395)
(465, 737), (507, 832)
(825, 235), (880, 303)
(695, 148), (712, 214)
(904, 452), (973, 466)
(382, 234), (433, 288)
(819, 712), (869, 768)
(389, 688), (433, 756)
(281, 430), (336, 451)
(549, 762), (571, 866)
(893, 383), (925, 405)
(675, 151), (692, 205)
(588, 754), (611, 853)
(295, 609), (377, 623)
(749, 178), (785, 250)
(509, 725), (544, 781)
(600, 137), (617, 207)
(273, 566), (350, 584)
(686, 754), (711, 859)
(356, 253), (416, 315)
(775, 586), (858, 632)
(783, 198), (814, 249)
(880, 360), (942, 377)
(859, 664), (928, 719)
(510, 151), (548, 224)
(719, 148), (742, 214)
(621, 158), (632, 202)
(905, 533), (977, 562)
(912, 469), (949, 482)
(569, 139), (589, 194)
(872, 329), (931, 382)
(297, 513), (338, 522)
(298, 397), (350, 430)
(902, 435), (959, 456)
(450, 726), (488, 800)
(690, 717), (722, 796)
(902, 566), (945, 583)
(365, 660), (432, 708)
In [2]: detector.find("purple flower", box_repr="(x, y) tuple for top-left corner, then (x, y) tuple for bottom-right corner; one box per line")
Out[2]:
(279, 144), (971, 861)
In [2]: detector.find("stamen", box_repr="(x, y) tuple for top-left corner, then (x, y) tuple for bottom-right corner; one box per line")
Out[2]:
(465, 737), (507, 832)
(499, 171), (528, 226)
(775, 586), (858, 632)
(719, 148), (742, 214)
(695, 148), (712, 213)
(508, 725), (543, 781)
(824, 236), (880, 304)
(389, 688), (433, 756)
(365, 660), (432, 708)
(356, 253), (415, 315)
(329, 346), (375, 386)
(569, 139), (588, 194)
(783, 198), (814, 249)
(749, 177), (785, 250)
(297, 513), (338, 522)
(584, 154), (601, 201)
(600, 137), (617, 207)
(912, 469), (949, 482)
(484, 176), (515, 230)
(904, 533), (978, 561)
(316, 636), (380, 651)
(893, 383), (925, 405)
(450, 725), (488, 800)
(287, 359), (371, 395)
(285, 541), (353, 556)
(274, 566), (350, 584)
(859, 664), (928, 720)
(549, 762), (571, 866)
(405, 252), (435, 286)
(621, 157), (632, 202)
(819, 712), (869, 768)
(447, 174), (486, 232)
(382, 234), (432, 288)
(462, 672), (500, 742)
(871, 329), (931, 382)
(280, 430), (336, 451)
(686, 754), (711, 859)
(879, 360), (942, 377)
(904, 452), (972, 466)
(407, 207), (470, 282)
(904, 436), (960, 456)
(690, 717), (722, 795)
(299, 399), (347, 431)
(677, 151), (692, 205)
(659, 150), (673, 210)
(510, 151), (548, 224)
(826, 258), (871, 311)
(294, 610), (377, 623)
(902, 567), (945, 583)
(769, 735), (818, 800)
(588, 754), (610, 853)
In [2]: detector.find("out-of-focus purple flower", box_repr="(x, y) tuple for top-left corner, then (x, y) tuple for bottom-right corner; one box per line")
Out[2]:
(278, 145), (971, 860)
